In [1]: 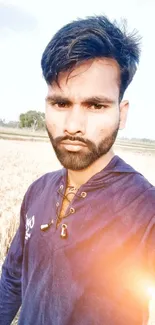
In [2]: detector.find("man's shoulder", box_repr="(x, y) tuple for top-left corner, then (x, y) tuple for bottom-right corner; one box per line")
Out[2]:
(30, 170), (62, 188)
(116, 156), (154, 189)
(113, 156), (155, 214)
(24, 169), (64, 205)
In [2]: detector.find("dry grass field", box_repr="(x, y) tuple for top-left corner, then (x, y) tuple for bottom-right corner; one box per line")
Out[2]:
(1, 138), (155, 325)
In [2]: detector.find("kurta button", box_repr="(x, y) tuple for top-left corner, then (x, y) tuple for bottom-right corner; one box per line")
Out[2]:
(60, 185), (63, 190)
(81, 191), (87, 198)
(56, 202), (59, 207)
(40, 219), (54, 231)
(70, 207), (75, 214)
(60, 224), (68, 239)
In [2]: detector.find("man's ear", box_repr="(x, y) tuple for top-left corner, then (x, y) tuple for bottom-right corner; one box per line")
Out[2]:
(119, 100), (129, 130)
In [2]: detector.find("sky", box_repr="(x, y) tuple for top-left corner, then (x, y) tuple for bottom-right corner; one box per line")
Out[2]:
(0, 0), (155, 139)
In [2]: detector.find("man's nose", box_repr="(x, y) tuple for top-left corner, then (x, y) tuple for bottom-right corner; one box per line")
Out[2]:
(64, 105), (86, 135)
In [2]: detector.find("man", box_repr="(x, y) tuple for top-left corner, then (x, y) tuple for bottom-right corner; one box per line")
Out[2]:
(0, 15), (155, 325)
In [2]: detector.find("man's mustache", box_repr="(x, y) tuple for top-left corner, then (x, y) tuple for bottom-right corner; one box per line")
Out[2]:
(46, 126), (97, 151)
(54, 135), (88, 146)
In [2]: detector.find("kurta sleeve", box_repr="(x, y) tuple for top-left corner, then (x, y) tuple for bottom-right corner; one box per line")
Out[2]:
(0, 196), (26, 325)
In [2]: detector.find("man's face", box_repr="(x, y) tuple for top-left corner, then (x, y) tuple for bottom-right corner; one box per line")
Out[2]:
(45, 58), (128, 170)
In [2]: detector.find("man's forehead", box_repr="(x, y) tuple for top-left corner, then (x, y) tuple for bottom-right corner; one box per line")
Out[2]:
(58, 58), (120, 82)
(47, 58), (120, 98)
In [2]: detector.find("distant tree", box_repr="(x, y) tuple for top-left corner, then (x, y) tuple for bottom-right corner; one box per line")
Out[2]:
(0, 119), (5, 126)
(7, 121), (19, 128)
(19, 111), (45, 130)
(0, 119), (19, 128)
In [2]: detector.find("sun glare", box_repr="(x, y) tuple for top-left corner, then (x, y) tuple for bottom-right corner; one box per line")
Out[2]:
(147, 287), (155, 299)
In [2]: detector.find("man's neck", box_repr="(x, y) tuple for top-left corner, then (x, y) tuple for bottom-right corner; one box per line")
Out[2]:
(67, 149), (115, 189)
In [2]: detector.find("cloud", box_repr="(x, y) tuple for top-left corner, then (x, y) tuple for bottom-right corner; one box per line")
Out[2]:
(0, 3), (38, 32)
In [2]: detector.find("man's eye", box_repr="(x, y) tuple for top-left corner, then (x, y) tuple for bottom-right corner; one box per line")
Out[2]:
(56, 102), (68, 108)
(90, 104), (105, 110)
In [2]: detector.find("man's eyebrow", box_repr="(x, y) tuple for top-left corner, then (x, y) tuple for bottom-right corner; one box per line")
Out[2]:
(45, 95), (115, 104)
(82, 96), (115, 105)
(45, 95), (71, 103)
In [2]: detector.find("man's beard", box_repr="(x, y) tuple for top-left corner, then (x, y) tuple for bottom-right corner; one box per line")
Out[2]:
(46, 126), (119, 171)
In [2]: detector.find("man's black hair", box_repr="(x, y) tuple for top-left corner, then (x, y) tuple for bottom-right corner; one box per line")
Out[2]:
(41, 15), (141, 100)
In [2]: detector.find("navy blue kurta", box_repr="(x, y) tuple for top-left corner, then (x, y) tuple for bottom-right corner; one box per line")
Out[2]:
(0, 155), (155, 324)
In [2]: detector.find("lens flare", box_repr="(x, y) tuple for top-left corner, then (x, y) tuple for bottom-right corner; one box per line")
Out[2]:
(147, 286), (155, 299)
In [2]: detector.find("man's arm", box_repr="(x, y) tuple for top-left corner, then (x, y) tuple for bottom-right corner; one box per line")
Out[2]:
(0, 197), (26, 325)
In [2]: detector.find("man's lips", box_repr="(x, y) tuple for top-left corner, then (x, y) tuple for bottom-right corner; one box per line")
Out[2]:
(61, 140), (86, 147)
(60, 140), (87, 151)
